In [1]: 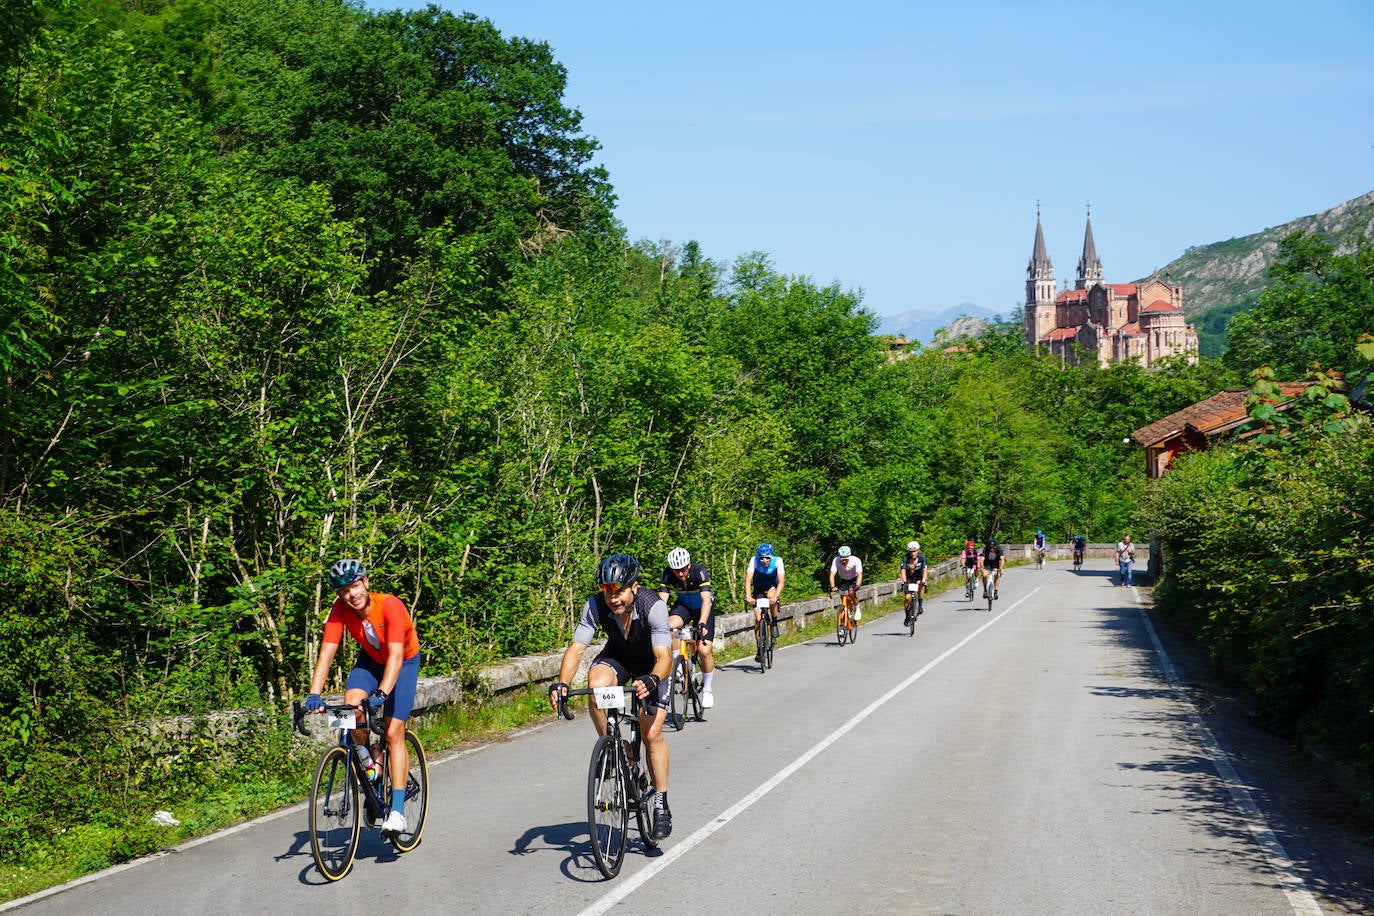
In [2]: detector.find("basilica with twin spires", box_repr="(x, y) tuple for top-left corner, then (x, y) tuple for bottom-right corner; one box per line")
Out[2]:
(1023, 211), (1198, 367)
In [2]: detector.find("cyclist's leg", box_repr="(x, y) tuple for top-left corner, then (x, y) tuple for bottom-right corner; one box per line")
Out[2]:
(639, 690), (670, 792)
(767, 589), (780, 634)
(343, 660), (384, 757)
(380, 655), (420, 794)
(696, 612), (715, 674)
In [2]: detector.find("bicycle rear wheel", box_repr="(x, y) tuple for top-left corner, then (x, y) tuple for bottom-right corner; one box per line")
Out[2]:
(587, 735), (627, 878)
(668, 656), (688, 731)
(849, 610), (859, 643)
(688, 657), (705, 722)
(632, 751), (659, 851)
(385, 731), (428, 853)
(309, 746), (361, 882)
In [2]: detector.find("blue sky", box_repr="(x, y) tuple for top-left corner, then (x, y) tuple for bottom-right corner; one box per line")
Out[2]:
(387, 1), (1374, 319)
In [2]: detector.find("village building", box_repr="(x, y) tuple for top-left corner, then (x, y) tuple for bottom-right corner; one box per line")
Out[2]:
(1024, 212), (1199, 367)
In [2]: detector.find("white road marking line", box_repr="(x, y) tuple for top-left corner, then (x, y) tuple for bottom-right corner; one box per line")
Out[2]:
(1132, 589), (1324, 916)
(578, 585), (1045, 916)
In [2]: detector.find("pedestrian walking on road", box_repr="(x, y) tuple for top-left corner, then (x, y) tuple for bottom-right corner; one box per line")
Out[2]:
(1116, 535), (1135, 586)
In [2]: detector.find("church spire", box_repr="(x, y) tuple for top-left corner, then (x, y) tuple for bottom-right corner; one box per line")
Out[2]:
(1076, 205), (1102, 288)
(1028, 207), (1053, 279)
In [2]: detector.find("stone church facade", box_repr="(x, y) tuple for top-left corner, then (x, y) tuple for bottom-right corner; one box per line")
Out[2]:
(1023, 213), (1198, 367)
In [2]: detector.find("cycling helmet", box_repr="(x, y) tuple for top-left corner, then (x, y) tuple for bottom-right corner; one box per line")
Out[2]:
(756, 543), (774, 558)
(327, 558), (366, 589)
(1036, 529), (1044, 536)
(837, 546), (852, 558)
(666, 546), (691, 569)
(986, 538), (998, 548)
(907, 541), (920, 552)
(966, 540), (975, 549)
(596, 552), (641, 590)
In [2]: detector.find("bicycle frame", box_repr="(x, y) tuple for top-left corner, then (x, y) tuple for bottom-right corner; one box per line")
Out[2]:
(294, 701), (390, 821)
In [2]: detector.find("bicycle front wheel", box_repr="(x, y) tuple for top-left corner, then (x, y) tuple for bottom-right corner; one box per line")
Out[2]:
(836, 607), (848, 646)
(763, 620), (775, 669)
(587, 735), (627, 878)
(668, 656), (688, 731)
(309, 746), (361, 882)
(386, 731), (429, 853)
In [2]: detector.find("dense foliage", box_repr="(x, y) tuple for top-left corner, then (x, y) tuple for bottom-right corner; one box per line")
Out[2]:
(11, 0), (1370, 889)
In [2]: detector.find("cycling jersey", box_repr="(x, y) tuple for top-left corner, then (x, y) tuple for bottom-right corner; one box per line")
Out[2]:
(658, 562), (713, 611)
(961, 548), (978, 568)
(749, 555), (784, 596)
(901, 553), (928, 578)
(981, 545), (1005, 568)
(322, 592), (420, 666)
(830, 555), (862, 585)
(573, 586), (671, 669)
(1072, 536), (1086, 551)
(1033, 535), (1047, 550)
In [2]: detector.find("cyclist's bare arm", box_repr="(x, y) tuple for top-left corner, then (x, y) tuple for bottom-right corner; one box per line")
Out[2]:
(550, 641), (587, 708)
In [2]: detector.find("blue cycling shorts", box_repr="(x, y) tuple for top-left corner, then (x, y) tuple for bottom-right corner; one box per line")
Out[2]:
(346, 652), (422, 722)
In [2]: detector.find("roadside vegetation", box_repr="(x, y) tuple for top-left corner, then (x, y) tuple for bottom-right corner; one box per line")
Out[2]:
(3, 0), (1371, 900)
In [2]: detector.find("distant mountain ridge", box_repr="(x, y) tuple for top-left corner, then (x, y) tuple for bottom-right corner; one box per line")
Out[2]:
(1147, 189), (1374, 341)
(876, 303), (999, 345)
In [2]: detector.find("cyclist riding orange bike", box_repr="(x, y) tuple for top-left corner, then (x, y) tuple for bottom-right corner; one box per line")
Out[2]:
(305, 558), (421, 836)
(828, 544), (863, 611)
(657, 547), (716, 709)
(549, 552), (674, 839)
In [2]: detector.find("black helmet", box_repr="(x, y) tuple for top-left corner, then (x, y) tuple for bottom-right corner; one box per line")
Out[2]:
(328, 558), (366, 588)
(596, 552), (641, 590)
(985, 538), (997, 548)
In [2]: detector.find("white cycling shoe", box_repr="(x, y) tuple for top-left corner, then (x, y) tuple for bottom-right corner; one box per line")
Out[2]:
(381, 809), (408, 834)
(701, 690), (714, 709)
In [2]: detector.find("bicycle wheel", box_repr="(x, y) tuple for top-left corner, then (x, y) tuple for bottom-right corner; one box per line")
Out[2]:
(385, 731), (429, 853)
(688, 657), (705, 722)
(632, 751), (659, 851)
(836, 605), (848, 646)
(756, 621), (768, 673)
(762, 619), (775, 669)
(309, 746), (361, 882)
(668, 656), (688, 731)
(987, 582), (994, 612)
(587, 734), (627, 878)
(908, 603), (916, 637)
(849, 609), (859, 643)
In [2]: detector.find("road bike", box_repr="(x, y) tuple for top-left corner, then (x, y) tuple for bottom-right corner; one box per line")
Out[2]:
(902, 581), (924, 636)
(1073, 548), (1084, 572)
(835, 586), (859, 646)
(753, 596), (775, 672)
(1035, 547), (1046, 570)
(964, 565), (978, 601)
(292, 699), (429, 882)
(983, 570), (997, 612)
(667, 624), (705, 730)
(558, 685), (660, 878)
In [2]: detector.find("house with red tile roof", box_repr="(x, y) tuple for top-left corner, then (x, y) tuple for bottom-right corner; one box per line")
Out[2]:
(1130, 383), (1310, 477)
(1024, 210), (1199, 367)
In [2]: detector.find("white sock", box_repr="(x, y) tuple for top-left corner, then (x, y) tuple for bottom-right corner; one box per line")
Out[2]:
(703, 671), (714, 690)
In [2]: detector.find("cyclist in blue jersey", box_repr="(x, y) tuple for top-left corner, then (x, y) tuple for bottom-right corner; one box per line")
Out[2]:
(549, 552), (674, 838)
(1033, 530), (1048, 566)
(743, 543), (785, 662)
(657, 547), (716, 708)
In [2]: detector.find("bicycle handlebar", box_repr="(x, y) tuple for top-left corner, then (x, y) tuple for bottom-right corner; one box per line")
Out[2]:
(291, 698), (386, 736)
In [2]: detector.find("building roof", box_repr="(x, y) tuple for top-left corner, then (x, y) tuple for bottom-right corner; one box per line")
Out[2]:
(1110, 283), (1138, 296)
(1077, 215), (1102, 279)
(1141, 299), (1180, 313)
(1118, 322), (1142, 335)
(1131, 384), (1310, 447)
(1043, 327), (1079, 341)
(1056, 289), (1089, 303)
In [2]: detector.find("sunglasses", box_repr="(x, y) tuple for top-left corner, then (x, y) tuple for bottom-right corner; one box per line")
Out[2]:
(599, 582), (629, 594)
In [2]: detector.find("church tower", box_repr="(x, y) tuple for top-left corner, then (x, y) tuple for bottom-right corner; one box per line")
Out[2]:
(1025, 210), (1056, 347)
(1076, 210), (1103, 289)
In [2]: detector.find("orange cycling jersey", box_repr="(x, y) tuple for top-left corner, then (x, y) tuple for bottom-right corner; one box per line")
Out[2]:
(322, 592), (420, 665)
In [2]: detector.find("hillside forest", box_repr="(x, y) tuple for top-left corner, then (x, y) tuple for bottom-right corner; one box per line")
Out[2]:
(2, 0), (1373, 889)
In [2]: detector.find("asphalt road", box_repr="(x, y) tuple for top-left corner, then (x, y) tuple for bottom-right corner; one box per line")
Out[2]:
(10, 561), (1362, 915)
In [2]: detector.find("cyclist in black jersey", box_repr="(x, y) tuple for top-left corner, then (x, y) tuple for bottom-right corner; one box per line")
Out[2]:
(550, 552), (674, 838)
(900, 541), (928, 624)
(657, 547), (716, 708)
